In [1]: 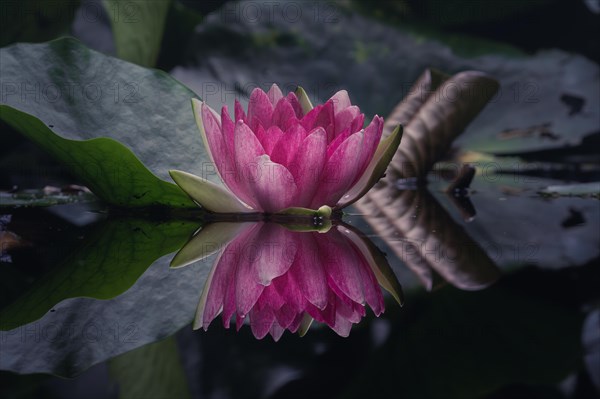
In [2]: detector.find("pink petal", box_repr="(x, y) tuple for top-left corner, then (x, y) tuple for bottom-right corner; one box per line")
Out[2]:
(289, 233), (328, 310)
(235, 226), (267, 316)
(274, 303), (298, 329)
(253, 123), (268, 146)
(259, 283), (286, 309)
(350, 113), (365, 133)
(309, 131), (364, 208)
(212, 223), (263, 326)
(270, 123), (307, 167)
(318, 231), (365, 305)
(251, 224), (297, 285)
(267, 84), (284, 106)
(330, 90), (351, 114)
(247, 88), (273, 129)
(200, 102), (226, 164)
(353, 301), (367, 318)
(331, 311), (353, 337)
(287, 92), (304, 119)
(216, 105), (249, 198)
(221, 105), (235, 154)
(235, 314), (245, 331)
(260, 125), (285, 155)
(334, 106), (360, 135)
(326, 126), (351, 159)
(287, 313), (305, 333)
(233, 121), (266, 209)
(354, 116), (384, 182)
(201, 250), (236, 329)
(354, 243), (385, 316)
(234, 99), (247, 123)
(249, 305), (275, 339)
(249, 155), (297, 213)
(274, 269), (305, 313)
(235, 274), (264, 319)
(300, 104), (322, 132)
(269, 322), (285, 341)
(314, 100), (335, 142)
(195, 102), (254, 208)
(287, 127), (327, 207)
(335, 295), (361, 323)
(306, 293), (336, 326)
(221, 274), (236, 328)
(271, 97), (298, 131)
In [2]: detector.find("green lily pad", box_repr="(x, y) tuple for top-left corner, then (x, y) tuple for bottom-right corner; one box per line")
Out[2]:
(0, 38), (218, 208)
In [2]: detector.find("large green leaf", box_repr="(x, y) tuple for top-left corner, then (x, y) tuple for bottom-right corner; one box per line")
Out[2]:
(0, 38), (217, 208)
(0, 106), (192, 207)
(0, 218), (198, 331)
(104, 0), (171, 67)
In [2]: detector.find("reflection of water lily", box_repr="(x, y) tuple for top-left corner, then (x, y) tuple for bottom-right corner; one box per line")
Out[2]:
(169, 85), (402, 214)
(172, 222), (403, 341)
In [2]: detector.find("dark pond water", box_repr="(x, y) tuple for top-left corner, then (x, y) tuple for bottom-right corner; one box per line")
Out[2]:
(1, 171), (599, 399)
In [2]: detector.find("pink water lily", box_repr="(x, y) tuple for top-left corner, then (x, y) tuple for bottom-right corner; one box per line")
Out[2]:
(170, 84), (402, 214)
(171, 222), (403, 341)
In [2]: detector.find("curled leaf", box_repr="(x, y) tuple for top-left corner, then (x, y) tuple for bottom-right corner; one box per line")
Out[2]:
(384, 69), (499, 179)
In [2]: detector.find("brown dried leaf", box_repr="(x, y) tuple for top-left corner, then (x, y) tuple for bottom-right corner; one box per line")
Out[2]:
(384, 69), (499, 178)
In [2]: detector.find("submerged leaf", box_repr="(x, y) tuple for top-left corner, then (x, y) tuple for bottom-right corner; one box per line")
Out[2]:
(539, 182), (600, 198)
(104, 0), (171, 67)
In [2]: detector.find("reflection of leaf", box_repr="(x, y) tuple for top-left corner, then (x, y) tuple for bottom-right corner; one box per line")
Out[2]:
(170, 222), (250, 268)
(355, 177), (500, 290)
(384, 69), (499, 179)
(0, 218), (198, 330)
(0, 38), (217, 208)
(460, 175), (600, 269)
(109, 336), (191, 399)
(104, 0), (171, 67)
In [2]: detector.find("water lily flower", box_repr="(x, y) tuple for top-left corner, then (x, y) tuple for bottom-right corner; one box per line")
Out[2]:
(169, 84), (402, 214)
(171, 222), (404, 341)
